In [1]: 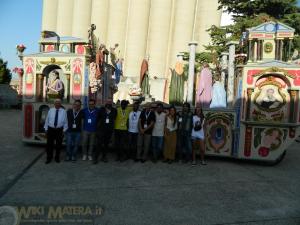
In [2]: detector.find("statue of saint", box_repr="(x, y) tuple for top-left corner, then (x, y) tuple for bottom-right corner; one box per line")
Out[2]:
(140, 57), (150, 95)
(196, 63), (212, 108)
(210, 74), (227, 108)
(95, 44), (105, 79)
(169, 60), (185, 105)
(115, 58), (123, 84)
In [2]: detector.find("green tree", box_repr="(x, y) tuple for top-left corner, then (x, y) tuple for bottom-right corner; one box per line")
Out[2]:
(199, 0), (300, 63)
(0, 58), (12, 84)
(218, 0), (300, 49)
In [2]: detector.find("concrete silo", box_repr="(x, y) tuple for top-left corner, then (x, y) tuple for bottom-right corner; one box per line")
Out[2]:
(56, 0), (74, 36)
(106, 0), (129, 58)
(193, 0), (222, 51)
(147, 0), (173, 100)
(72, 0), (92, 39)
(123, 0), (151, 80)
(90, 0), (109, 45)
(42, 0), (58, 31)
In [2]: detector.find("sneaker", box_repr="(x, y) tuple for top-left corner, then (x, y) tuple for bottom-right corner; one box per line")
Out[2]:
(201, 161), (207, 165)
(192, 160), (197, 166)
(71, 156), (76, 162)
(82, 155), (87, 161)
(88, 155), (93, 161)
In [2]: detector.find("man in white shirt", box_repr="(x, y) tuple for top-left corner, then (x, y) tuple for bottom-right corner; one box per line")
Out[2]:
(128, 102), (141, 161)
(44, 99), (68, 164)
(152, 103), (166, 162)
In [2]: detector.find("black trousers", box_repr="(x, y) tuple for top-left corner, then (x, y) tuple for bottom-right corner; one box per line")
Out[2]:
(114, 130), (128, 159)
(95, 130), (113, 160)
(128, 132), (138, 159)
(46, 127), (63, 160)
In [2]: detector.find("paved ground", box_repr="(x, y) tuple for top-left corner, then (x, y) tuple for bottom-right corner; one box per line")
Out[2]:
(0, 109), (299, 225)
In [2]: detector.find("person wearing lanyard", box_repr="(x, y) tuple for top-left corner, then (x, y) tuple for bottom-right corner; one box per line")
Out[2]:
(94, 101), (117, 163)
(44, 99), (68, 164)
(114, 100), (131, 161)
(82, 99), (99, 161)
(151, 103), (166, 163)
(66, 100), (83, 161)
(136, 103), (156, 163)
(128, 102), (141, 161)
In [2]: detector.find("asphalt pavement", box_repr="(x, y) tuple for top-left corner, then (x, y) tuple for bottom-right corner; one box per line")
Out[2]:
(0, 109), (299, 225)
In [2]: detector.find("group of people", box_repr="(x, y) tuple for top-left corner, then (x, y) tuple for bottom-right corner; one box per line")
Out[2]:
(44, 98), (207, 166)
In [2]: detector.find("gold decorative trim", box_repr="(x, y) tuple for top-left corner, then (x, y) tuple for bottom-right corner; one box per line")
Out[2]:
(39, 58), (67, 65)
(252, 67), (295, 79)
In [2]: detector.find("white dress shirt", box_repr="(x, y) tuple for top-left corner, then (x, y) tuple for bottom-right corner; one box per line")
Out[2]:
(128, 111), (141, 133)
(44, 107), (68, 132)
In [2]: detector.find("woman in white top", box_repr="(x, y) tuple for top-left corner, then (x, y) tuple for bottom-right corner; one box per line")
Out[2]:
(163, 106), (178, 163)
(191, 107), (206, 165)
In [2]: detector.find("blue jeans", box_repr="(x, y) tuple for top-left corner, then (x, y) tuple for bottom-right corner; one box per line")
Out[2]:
(66, 131), (81, 159)
(152, 136), (164, 159)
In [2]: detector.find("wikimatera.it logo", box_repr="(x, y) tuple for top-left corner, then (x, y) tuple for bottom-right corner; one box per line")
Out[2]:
(0, 204), (104, 225)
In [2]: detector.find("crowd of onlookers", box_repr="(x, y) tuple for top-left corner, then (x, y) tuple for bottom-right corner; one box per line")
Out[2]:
(44, 98), (206, 166)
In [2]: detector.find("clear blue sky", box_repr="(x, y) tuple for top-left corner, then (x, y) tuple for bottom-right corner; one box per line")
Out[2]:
(0, 0), (42, 76)
(0, 0), (299, 79)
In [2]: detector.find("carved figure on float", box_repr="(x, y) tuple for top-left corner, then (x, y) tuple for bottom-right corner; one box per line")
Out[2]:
(139, 56), (150, 96)
(195, 63), (213, 108)
(168, 54), (185, 105)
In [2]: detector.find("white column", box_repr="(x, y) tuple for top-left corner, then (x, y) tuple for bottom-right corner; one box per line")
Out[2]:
(221, 52), (228, 87)
(226, 41), (238, 107)
(90, 0), (109, 45)
(72, 0), (92, 39)
(56, 0), (74, 36)
(187, 41), (198, 104)
(42, 0), (58, 31)
(253, 41), (257, 62)
(123, 0), (151, 79)
(106, 0), (129, 58)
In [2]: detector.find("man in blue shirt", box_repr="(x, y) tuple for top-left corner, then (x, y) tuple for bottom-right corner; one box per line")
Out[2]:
(82, 99), (99, 161)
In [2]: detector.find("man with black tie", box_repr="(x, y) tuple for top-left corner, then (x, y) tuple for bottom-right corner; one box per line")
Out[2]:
(44, 99), (68, 164)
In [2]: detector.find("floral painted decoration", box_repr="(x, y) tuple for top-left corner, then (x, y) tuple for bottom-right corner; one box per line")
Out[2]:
(16, 44), (26, 53)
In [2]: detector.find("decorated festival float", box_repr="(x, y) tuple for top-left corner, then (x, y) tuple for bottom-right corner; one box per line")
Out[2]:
(21, 27), (116, 143)
(21, 21), (300, 164)
(200, 21), (300, 164)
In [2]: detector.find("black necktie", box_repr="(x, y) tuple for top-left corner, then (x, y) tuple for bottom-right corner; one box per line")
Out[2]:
(54, 109), (59, 128)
